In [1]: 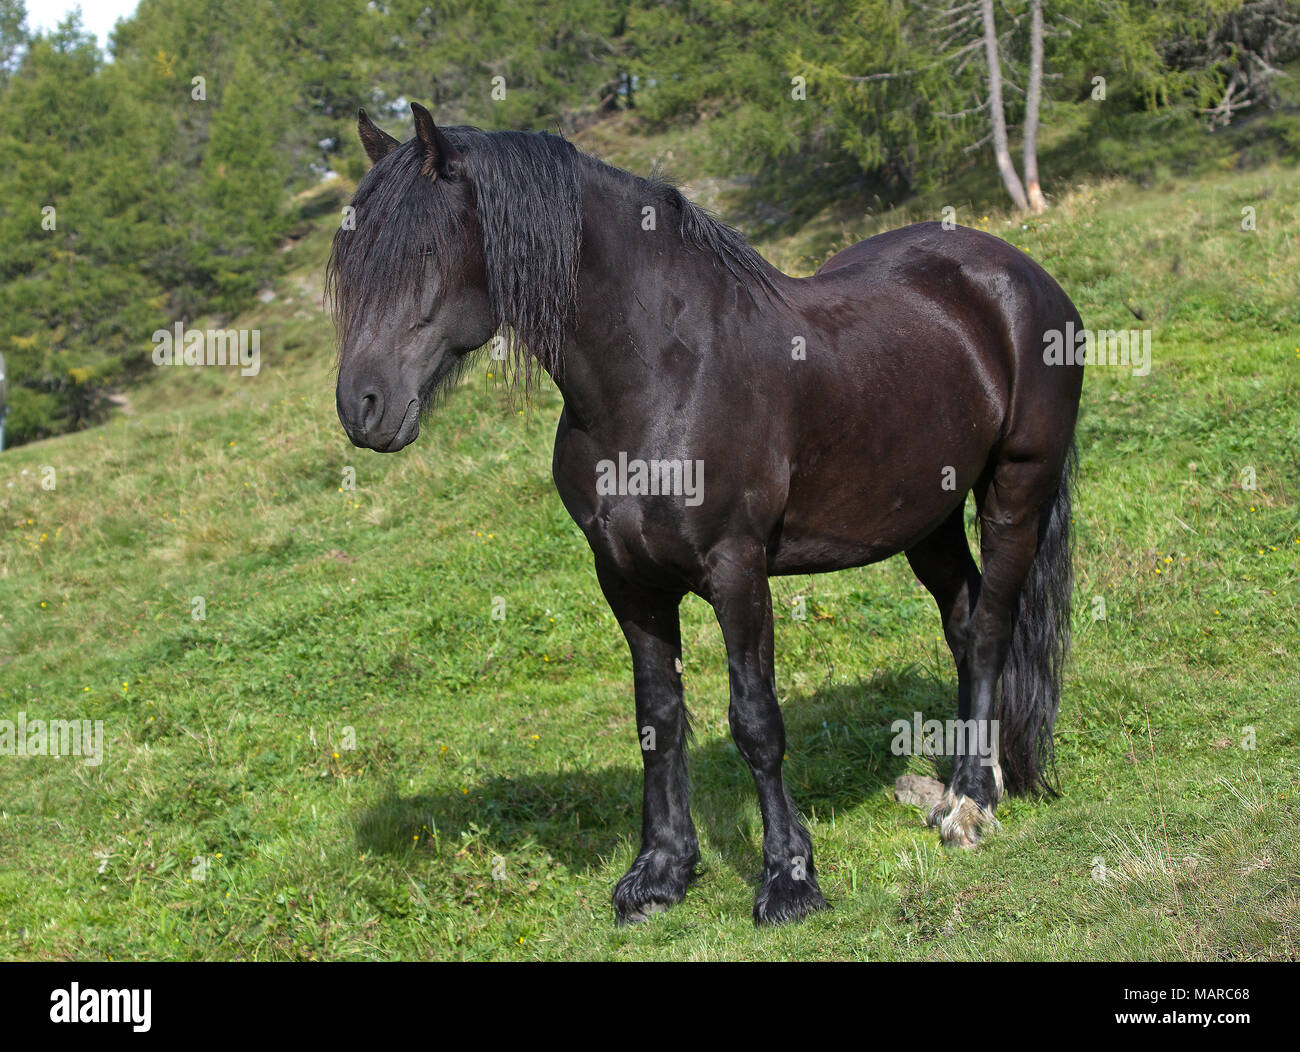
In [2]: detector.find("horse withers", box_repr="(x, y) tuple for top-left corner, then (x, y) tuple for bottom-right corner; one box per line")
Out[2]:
(328, 104), (1083, 925)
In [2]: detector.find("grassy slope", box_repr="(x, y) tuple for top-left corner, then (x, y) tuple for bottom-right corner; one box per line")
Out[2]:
(1, 143), (1297, 960)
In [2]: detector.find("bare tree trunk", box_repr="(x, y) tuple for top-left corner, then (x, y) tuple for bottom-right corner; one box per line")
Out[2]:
(1023, 0), (1048, 213)
(981, 0), (1029, 212)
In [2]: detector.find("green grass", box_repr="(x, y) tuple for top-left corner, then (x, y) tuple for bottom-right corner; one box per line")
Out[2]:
(1, 155), (1297, 961)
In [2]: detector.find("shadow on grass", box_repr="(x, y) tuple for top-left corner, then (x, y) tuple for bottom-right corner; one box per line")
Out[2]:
(354, 664), (948, 889)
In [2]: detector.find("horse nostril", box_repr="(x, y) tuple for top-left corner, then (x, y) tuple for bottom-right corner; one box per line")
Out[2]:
(359, 389), (384, 434)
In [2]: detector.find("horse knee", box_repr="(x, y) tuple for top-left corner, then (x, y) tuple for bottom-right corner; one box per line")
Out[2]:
(728, 701), (785, 772)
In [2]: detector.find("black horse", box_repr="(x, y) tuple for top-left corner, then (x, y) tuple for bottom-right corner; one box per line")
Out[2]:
(328, 104), (1082, 925)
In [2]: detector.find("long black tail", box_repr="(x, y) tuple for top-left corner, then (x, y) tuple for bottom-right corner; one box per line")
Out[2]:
(997, 442), (1076, 796)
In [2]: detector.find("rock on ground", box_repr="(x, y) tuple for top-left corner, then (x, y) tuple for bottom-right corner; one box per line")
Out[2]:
(894, 774), (946, 811)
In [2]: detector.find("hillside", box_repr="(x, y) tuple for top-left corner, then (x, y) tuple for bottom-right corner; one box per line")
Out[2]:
(1, 151), (1298, 960)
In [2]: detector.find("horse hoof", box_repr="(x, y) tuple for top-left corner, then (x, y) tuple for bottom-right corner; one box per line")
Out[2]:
(927, 787), (1000, 848)
(754, 870), (831, 926)
(616, 900), (669, 926)
(613, 849), (698, 924)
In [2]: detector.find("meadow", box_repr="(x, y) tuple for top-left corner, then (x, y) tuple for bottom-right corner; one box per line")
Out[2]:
(1, 140), (1297, 960)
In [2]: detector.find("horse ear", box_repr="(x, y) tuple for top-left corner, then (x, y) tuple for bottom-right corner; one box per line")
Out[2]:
(357, 109), (399, 165)
(411, 102), (460, 179)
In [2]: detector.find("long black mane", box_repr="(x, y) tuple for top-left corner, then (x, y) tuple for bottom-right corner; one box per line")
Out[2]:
(326, 125), (778, 387)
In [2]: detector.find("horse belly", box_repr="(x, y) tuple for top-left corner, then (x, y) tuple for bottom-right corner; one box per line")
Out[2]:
(767, 487), (963, 575)
(767, 377), (996, 575)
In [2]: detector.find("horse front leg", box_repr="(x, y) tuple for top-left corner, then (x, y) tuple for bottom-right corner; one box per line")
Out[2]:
(708, 541), (829, 925)
(596, 561), (699, 924)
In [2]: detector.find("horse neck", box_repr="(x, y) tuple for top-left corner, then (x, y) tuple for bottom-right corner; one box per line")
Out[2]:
(550, 172), (794, 425)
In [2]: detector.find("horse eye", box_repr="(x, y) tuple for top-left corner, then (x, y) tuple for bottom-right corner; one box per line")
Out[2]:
(419, 271), (440, 322)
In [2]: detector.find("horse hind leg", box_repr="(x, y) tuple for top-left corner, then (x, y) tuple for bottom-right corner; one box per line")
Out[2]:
(904, 505), (999, 846)
(934, 454), (1070, 847)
